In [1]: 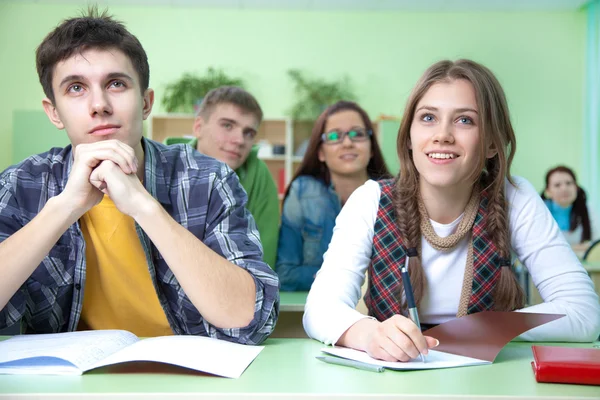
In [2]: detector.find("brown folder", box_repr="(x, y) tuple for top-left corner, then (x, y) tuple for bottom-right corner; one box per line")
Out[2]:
(423, 311), (565, 362)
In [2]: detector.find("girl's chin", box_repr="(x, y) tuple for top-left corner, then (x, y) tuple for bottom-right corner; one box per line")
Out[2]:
(420, 175), (468, 190)
(330, 165), (368, 175)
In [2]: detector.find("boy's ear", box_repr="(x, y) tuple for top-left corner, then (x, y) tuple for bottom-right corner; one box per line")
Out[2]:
(193, 115), (205, 138)
(142, 88), (154, 120)
(42, 98), (64, 130)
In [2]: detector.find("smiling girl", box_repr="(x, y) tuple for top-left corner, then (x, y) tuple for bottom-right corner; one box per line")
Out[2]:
(276, 101), (391, 291)
(303, 60), (600, 362)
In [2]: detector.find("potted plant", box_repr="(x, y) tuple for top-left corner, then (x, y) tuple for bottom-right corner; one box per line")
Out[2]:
(161, 67), (245, 113)
(287, 69), (356, 120)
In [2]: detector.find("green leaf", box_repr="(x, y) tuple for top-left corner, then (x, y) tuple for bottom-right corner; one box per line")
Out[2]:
(161, 68), (245, 113)
(287, 69), (356, 120)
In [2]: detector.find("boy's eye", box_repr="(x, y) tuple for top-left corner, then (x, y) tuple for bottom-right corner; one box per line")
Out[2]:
(244, 131), (257, 139)
(222, 122), (233, 129)
(68, 84), (83, 93)
(110, 80), (125, 88)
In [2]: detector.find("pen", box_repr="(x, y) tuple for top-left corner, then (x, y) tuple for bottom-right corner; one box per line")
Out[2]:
(316, 355), (384, 373)
(401, 250), (426, 363)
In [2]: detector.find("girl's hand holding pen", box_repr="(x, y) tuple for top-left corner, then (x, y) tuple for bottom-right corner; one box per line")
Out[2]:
(363, 316), (439, 362)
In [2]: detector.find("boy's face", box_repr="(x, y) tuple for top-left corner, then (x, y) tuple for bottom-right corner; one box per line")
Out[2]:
(42, 47), (153, 152)
(193, 103), (259, 171)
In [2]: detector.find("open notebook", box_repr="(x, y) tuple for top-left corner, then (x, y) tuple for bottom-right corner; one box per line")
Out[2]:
(0, 330), (263, 378)
(322, 311), (564, 371)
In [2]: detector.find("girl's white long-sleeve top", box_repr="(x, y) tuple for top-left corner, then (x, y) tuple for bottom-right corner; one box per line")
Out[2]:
(303, 177), (600, 345)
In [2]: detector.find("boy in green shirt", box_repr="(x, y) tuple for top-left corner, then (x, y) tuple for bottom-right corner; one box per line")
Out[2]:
(165, 87), (279, 268)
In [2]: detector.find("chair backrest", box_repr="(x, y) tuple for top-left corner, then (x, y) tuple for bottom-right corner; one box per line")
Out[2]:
(356, 275), (369, 315)
(583, 239), (600, 262)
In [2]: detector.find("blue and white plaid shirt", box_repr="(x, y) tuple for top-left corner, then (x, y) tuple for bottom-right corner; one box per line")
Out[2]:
(0, 138), (279, 344)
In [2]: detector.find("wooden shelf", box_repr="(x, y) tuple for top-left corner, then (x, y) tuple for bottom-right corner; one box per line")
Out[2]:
(149, 114), (194, 144)
(259, 155), (286, 162)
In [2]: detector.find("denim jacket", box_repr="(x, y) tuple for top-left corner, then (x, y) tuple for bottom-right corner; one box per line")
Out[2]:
(276, 175), (341, 291)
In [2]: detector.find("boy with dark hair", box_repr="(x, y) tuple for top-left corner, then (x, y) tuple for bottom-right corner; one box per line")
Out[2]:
(0, 8), (279, 344)
(165, 86), (280, 268)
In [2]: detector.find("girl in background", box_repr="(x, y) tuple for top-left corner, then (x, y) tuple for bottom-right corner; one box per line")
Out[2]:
(542, 166), (599, 255)
(276, 101), (391, 291)
(304, 60), (600, 362)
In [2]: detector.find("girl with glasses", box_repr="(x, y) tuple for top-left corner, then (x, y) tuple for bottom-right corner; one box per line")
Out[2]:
(304, 60), (600, 362)
(276, 101), (392, 291)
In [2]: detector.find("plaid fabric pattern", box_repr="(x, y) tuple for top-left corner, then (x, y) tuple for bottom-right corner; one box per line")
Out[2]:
(0, 138), (279, 344)
(365, 179), (501, 320)
(467, 194), (501, 313)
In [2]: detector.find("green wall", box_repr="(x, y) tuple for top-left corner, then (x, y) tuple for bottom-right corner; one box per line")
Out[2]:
(0, 2), (586, 192)
(13, 110), (69, 163)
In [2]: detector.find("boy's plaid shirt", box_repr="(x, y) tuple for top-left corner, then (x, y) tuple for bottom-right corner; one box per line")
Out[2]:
(0, 138), (279, 345)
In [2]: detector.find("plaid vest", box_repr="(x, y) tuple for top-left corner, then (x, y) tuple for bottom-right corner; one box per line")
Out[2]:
(365, 179), (502, 321)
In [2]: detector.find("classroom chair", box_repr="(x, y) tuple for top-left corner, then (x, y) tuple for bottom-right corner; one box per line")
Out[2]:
(356, 275), (369, 315)
(583, 239), (600, 262)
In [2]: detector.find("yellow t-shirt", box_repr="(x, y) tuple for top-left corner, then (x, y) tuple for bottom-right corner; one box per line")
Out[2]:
(78, 196), (172, 337)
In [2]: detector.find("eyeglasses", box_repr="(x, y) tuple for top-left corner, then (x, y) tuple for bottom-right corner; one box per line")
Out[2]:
(321, 128), (373, 144)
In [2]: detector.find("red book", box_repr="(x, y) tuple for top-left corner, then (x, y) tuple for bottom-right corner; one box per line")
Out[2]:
(531, 345), (600, 386)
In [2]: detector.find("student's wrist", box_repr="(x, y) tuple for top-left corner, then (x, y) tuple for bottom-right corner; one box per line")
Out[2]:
(50, 193), (88, 224)
(340, 317), (380, 351)
(357, 318), (380, 350)
(130, 194), (162, 222)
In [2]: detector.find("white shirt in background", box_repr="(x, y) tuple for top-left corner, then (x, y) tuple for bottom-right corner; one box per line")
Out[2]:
(562, 206), (600, 247)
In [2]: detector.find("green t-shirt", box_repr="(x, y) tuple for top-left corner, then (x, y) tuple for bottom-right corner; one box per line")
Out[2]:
(163, 137), (279, 268)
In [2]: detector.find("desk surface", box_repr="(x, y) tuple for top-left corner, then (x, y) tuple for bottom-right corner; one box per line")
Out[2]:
(279, 291), (308, 312)
(0, 338), (598, 399)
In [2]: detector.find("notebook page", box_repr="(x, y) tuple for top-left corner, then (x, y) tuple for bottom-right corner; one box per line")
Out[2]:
(322, 346), (490, 370)
(0, 330), (138, 374)
(91, 335), (263, 378)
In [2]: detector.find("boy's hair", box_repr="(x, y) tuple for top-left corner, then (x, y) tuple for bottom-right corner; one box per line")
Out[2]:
(392, 59), (525, 313)
(36, 6), (149, 104)
(197, 86), (263, 124)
